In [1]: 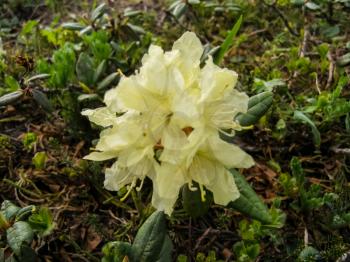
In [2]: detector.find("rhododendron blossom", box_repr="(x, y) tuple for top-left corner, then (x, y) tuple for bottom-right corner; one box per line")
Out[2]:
(83, 31), (254, 215)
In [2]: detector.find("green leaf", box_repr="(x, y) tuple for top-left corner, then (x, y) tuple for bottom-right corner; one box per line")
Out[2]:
(228, 169), (272, 224)
(28, 207), (55, 237)
(236, 91), (273, 126)
(172, 2), (188, 19)
(305, 2), (320, 10)
(31, 89), (54, 113)
(26, 74), (50, 84)
(16, 245), (37, 262)
(293, 111), (321, 147)
(93, 60), (107, 83)
(61, 22), (86, 31)
(101, 241), (135, 262)
(337, 53), (350, 67)
(1, 201), (20, 221)
(20, 20), (38, 35)
(297, 246), (321, 261)
(182, 183), (212, 218)
(5, 76), (20, 91)
(155, 235), (172, 262)
(91, 3), (108, 22)
(78, 94), (100, 102)
(133, 211), (172, 262)
(214, 15), (243, 65)
(97, 72), (119, 91)
(0, 91), (23, 107)
(15, 205), (35, 221)
(79, 26), (93, 36)
(76, 53), (95, 86)
(6, 221), (34, 255)
(32, 152), (47, 169)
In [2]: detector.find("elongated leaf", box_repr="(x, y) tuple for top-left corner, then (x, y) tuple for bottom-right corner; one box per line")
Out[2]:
(6, 222), (34, 255)
(155, 235), (172, 262)
(15, 205), (35, 222)
(76, 53), (95, 86)
(214, 15), (243, 65)
(0, 91), (23, 107)
(78, 94), (99, 102)
(337, 53), (350, 67)
(94, 60), (107, 83)
(61, 22), (85, 31)
(31, 89), (53, 113)
(182, 183), (212, 218)
(293, 111), (321, 147)
(79, 26), (93, 36)
(26, 74), (50, 83)
(172, 2), (188, 19)
(91, 3), (108, 22)
(101, 241), (135, 262)
(133, 211), (172, 262)
(236, 91), (273, 126)
(228, 169), (272, 224)
(97, 72), (119, 90)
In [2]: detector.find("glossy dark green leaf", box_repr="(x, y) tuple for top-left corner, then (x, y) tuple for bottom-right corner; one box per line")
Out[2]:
(76, 53), (95, 86)
(16, 245), (37, 262)
(6, 222), (34, 255)
(15, 205), (35, 222)
(61, 22), (86, 31)
(93, 60), (107, 83)
(182, 183), (212, 218)
(127, 23), (146, 35)
(91, 3), (108, 22)
(0, 91), (24, 107)
(79, 26), (93, 36)
(97, 72), (119, 91)
(78, 94), (100, 102)
(133, 211), (172, 262)
(31, 89), (54, 113)
(26, 74), (50, 83)
(172, 2), (188, 19)
(236, 91), (273, 126)
(1, 201), (20, 221)
(155, 235), (172, 262)
(228, 169), (272, 224)
(337, 53), (350, 67)
(214, 15), (243, 65)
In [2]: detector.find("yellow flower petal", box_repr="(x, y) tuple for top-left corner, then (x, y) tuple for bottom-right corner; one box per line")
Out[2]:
(206, 168), (240, 205)
(208, 134), (254, 168)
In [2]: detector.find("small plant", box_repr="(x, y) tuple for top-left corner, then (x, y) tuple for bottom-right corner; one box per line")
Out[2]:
(22, 132), (37, 151)
(0, 201), (55, 262)
(102, 211), (172, 262)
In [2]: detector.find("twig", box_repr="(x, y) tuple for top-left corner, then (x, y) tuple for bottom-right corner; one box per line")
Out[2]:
(326, 51), (335, 89)
(194, 227), (212, 251)
(331, 147), (350, 155)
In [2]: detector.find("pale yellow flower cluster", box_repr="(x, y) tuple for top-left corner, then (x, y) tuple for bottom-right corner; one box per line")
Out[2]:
(83, 32), (254, 215)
